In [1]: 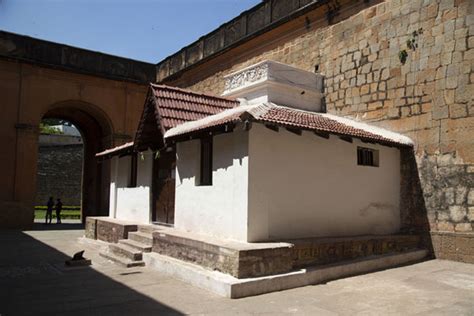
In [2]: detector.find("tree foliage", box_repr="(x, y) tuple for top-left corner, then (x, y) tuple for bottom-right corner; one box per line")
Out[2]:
(39, 123), (63, 135)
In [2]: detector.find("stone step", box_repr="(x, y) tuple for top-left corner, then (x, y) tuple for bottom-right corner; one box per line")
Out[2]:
(128, 231), (153, 246)
(99, 251), (145, 268)
(118, 239), (152, 253)
(138, 225), (156, 234)
(109, 243), (143, 261)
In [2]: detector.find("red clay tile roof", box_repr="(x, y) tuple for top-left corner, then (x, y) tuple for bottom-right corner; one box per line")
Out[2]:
(98, 84), (239, 157)
(96, 141), (134, 158)
(164, 103), (413, 147)
(150, 84), (239, 131)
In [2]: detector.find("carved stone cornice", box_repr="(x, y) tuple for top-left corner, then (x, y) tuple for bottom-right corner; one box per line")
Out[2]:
(224, 62), (269, 92)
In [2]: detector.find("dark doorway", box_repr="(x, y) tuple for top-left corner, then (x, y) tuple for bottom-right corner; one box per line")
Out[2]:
(151, 148), (176, 225)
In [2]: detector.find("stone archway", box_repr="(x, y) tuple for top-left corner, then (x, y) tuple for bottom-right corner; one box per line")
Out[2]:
(40, 101), (114, 222)
(0, 44), (151, 229)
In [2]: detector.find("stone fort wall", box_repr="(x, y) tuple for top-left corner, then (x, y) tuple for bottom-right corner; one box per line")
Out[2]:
(164, 0), (473, 262)
(36, 144), (83, 206)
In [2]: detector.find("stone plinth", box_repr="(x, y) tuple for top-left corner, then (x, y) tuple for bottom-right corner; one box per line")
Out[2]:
(430, 231), (474, 264)
(85, 217), (97, 240)
(85, 217), (138, 243)
(290, 234), (422, 268)
(152, 227), (425, 279)
(152, 229), (294, 279)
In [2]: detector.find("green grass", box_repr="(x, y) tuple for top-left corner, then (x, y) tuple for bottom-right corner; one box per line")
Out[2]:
(34, 206), (81, 220)
(35, 205), (80, 211)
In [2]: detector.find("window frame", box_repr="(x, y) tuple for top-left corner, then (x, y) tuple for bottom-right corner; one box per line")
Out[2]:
(357, 146), (379, 167)
(128, 153), (138, 187)
(199, 137), (213, 186)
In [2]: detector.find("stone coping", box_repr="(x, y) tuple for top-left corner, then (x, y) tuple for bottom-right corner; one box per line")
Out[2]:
(153, 225), (293, 251)
(284, 233), (422, 244)
(87, 216), (142, 226)
(0, 30), (155, 84)
(156, 0), (327, 81)
(430, 231), (474, 237)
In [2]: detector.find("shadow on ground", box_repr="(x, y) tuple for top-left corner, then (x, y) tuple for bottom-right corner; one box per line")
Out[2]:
(32, 222), (85, 231)
(0, 228), (182, 315)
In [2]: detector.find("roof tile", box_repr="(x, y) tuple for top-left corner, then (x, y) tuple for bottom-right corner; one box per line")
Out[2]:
(164, 103), (413, 147)
(150, 84), (238, 131)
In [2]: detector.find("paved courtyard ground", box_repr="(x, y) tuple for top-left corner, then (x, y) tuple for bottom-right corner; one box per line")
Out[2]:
(0, 224), (473, 315)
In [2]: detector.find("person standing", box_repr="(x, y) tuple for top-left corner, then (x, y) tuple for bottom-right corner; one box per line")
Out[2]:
(45, 197), (54, 224)
(55, 198), (63, 224)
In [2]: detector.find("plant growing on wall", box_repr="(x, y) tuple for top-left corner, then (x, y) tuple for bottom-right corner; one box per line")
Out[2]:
(398, 28), (423, 65)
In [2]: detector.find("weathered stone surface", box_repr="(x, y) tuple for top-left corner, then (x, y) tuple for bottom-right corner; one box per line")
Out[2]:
(36, 144), (83, 206)
(152, 231), (293, 278)
(85, 217), (97, 240)
(431, 231), (474, 263)
(92, 217), (138, 243)
(449, 205), (466, 222)
(468, 189), (474, 205)
(290, 235), (422, 268)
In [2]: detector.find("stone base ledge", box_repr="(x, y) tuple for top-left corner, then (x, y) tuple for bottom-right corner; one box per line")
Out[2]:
(85, 217), (138, 243)
(289, 234), (422, 268)
(430, 231), (474, 264)
(143, 249), (428, 298)
(151, 228), (424, 279)
(152, 228), (293, 279)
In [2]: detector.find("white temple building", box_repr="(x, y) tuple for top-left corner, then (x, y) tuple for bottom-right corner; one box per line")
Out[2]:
(98, 60), (413, 243)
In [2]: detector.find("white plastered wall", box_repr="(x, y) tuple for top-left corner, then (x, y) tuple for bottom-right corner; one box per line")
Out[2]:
(174, 130), (249, 241)
(108, 150), (153, 224)
(247, 124), (401, 242)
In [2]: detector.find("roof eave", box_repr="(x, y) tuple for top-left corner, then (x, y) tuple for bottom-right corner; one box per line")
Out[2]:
(165, 117), (414, 149)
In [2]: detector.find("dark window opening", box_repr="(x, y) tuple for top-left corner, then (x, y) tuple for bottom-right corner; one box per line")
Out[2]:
(129, 154), (138, 187)
(357, 147), (379, 167)
(200, 137), (213, 186)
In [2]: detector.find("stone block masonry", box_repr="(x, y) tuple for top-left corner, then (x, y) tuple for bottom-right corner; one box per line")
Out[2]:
(152, 230), (294, 278)
(36, 144), (83, 206)
(161, 0), (474, 263)
(86, 217), (138, 244)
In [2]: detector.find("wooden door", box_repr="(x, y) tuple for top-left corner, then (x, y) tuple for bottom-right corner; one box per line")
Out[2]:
(152, 149), (175, 225)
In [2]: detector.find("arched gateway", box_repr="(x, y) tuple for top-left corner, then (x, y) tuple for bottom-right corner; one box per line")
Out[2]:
(0, 31), (155, 228)
(41, 101), (113, 221)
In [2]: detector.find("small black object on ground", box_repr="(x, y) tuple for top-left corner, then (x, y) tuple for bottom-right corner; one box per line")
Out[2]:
(65, 250), (92, 267)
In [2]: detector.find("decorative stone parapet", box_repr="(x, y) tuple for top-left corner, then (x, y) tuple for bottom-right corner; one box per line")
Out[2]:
(224, 62), (270, 92)
(156, 0), (326, 81)
(223, 60), (324, 112)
